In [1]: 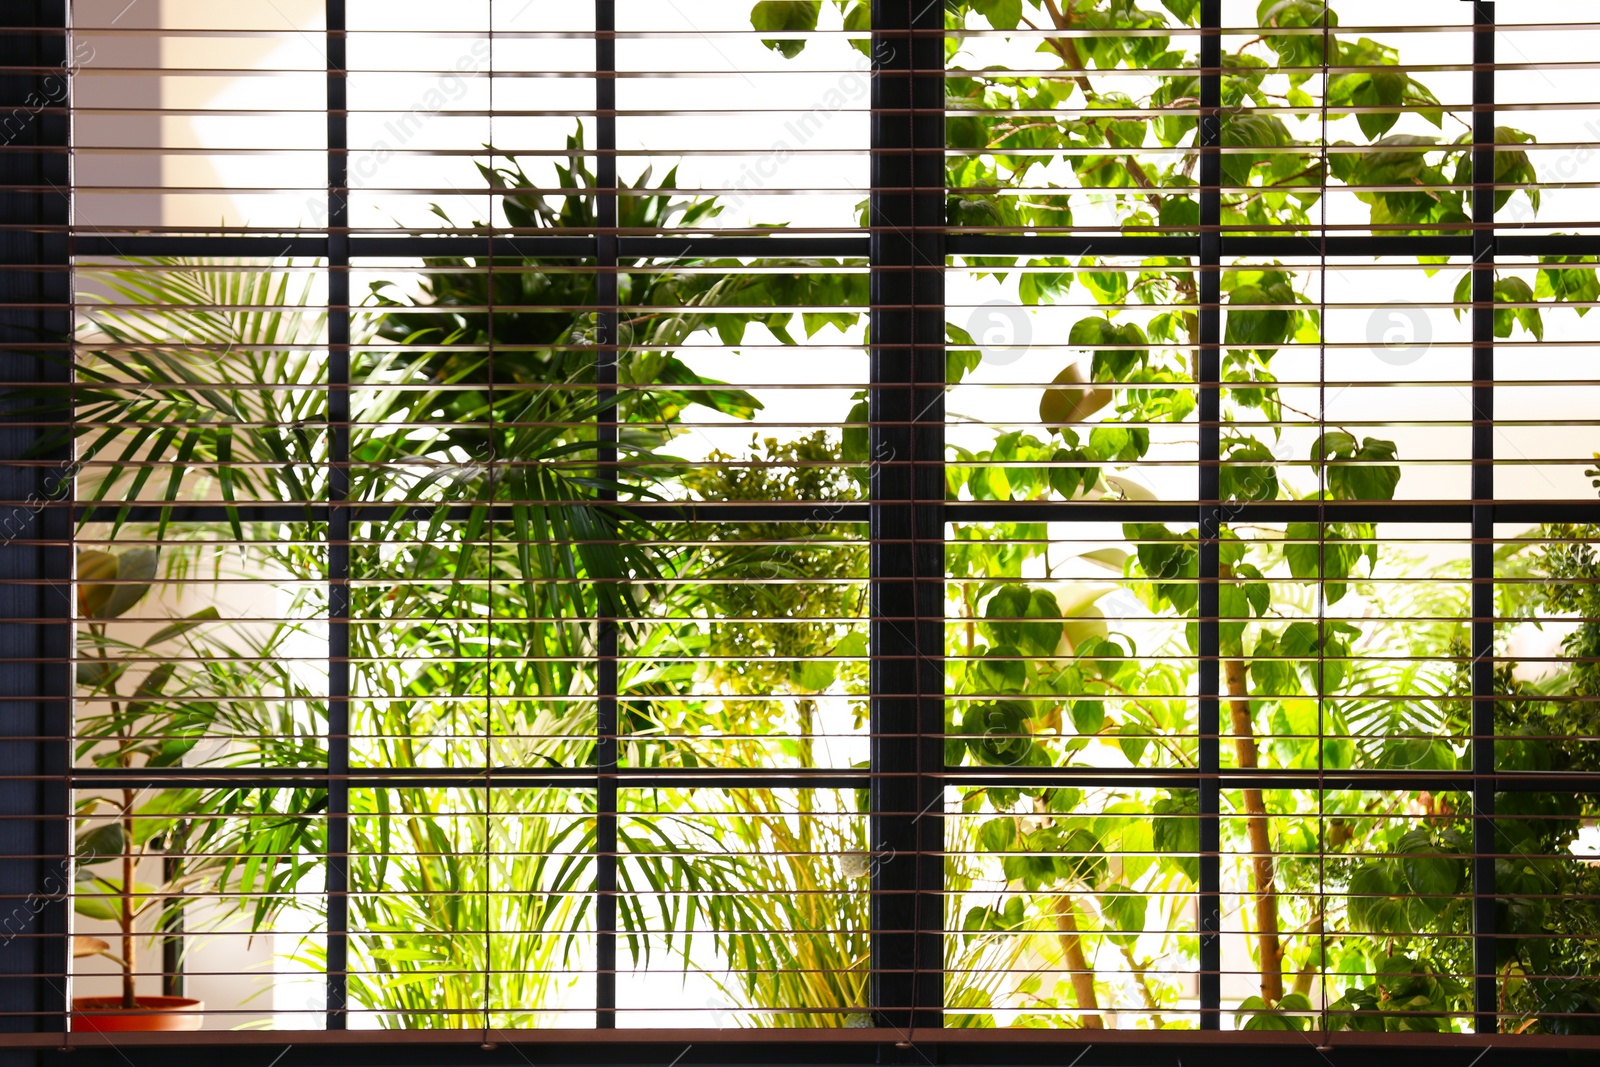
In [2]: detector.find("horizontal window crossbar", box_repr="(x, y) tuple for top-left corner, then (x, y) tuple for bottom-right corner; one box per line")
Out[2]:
(57, 500), (1600, 526)
(60, 233), (1600, 261)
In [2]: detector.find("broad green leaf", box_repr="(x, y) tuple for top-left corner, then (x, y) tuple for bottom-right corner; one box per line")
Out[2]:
(1101, 887), (1147, 942)
(1536, 256), (1600, 316)
(147, 606), (222, 646)
(1395, 827), (1464, 901)
(1152, 790), (1199, 882)
(73, 878), (162, 921)
(1220, 439), (1279, 502)
(791, 654), (837, 693)
(750, 1), (820, 58)
(101, 547), (157, 620)
(960, 699), (1035, 767)
(76, 549), (119, 618)
(1348, 861), (1404, 933)
(971, 0), (1022, 31)
(977, 817), (1016, 853)
(972, 647), (1027, 694)
(981, 585), (1064, 657)
(1069, 698), (1105, 737)
(1315, 433), (1401, 501)
(75, 822), (124, 865)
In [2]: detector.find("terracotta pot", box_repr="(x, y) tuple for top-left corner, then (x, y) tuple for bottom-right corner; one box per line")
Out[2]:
(71, 996), (204, 1032)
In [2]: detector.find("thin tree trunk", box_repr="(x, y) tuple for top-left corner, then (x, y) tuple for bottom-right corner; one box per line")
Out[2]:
(1223, 657), (1284, 1004)
(1052, 896), (1105, 1028)
(964, 583), (976, 655)
(796, 697), (815, 785)
(121, 787), (137, 1009)
(1290, 918), (1324, 997)
(1118, 941), (1163, 1024)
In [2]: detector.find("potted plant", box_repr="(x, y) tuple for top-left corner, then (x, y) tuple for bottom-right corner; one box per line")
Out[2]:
(72, 545), (323, 1031)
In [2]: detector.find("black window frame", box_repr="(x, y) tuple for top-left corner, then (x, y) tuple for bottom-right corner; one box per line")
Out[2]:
(5, 1), (1600, 1061)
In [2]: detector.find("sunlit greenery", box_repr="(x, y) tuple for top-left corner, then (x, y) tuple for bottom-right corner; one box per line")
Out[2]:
(59, 0), (1600, 1039)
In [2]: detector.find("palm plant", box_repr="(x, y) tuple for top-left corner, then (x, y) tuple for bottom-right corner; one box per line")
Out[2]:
(317, 136), (873, 1026)
(62, 260), (334, 1019)
(73, 262), (328, 535)
(289, 784), (596, 1029)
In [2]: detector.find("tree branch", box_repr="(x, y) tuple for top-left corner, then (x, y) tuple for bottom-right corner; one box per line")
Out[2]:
(1052, 894), (1106, 1028)
(1027, 2), (1164, 209)
(121, 787), (138, 1009)
(1036, 2), (1095, 98)
(1118, 940), (1164, 1024)
(1289, 916), (1324, 997)
(1220, 566), (1285, 1005)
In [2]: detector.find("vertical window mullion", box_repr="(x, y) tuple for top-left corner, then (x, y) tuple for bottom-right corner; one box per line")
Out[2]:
(868, 0), (945, 1035)
(1196, 0), (1223, 1033)
(594, 0), (619, 1031)
(324, 0), (351, 1032)
(0, 0), (72, 1034)
(1470, 0), (1498, 1036)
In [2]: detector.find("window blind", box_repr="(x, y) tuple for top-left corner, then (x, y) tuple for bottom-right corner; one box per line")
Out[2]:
(0, 0), (1598, 1059)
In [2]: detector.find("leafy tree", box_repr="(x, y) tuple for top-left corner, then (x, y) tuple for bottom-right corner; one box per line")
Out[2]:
(755, 0), (1600, 1031)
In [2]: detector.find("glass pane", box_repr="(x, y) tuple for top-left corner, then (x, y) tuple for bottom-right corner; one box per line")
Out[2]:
(345, 787), (595, 1029)
(622, 522), (868, 770)
(75, 258), (328, 507)
(74, 522), (328, 770)
(70, 792), (326, 1030)
(1221, 790), (1474, 1034)
(947, 522), (1199, 772)
(617, 787), (869, 1027)
(947, 786), (1201, 1028)
(616, 0), (870, 232)
(74, 0), (327, 232)
(1495, 791), (1600, 1035)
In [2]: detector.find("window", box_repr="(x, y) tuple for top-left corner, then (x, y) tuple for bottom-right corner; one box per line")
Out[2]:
(3, 0), (1600, 1058)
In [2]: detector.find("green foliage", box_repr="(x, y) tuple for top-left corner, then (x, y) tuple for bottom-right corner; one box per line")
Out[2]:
(1452, 270), (1545, 340)
(1536, 255), (1600, 314)
(982, 584), (1065, 656)
(1237, 991), (1314, 1031)
(70, 262), (327, 540)
(1072, 315), (1150, 381)
(960, 698), (1039, 766)
(73, 545), (326, 998)
(1313, 431), (1401, 502)
(750, 1), (820, 58)
(1223, 269), (1315, 363)
(1538, 526), (1600, 717)
(57, 0), (1600, 1036)
(1283, 522), (1375, 605)
(917, 0), (1592, 1020)
(1327, 956), (1465, 1033)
